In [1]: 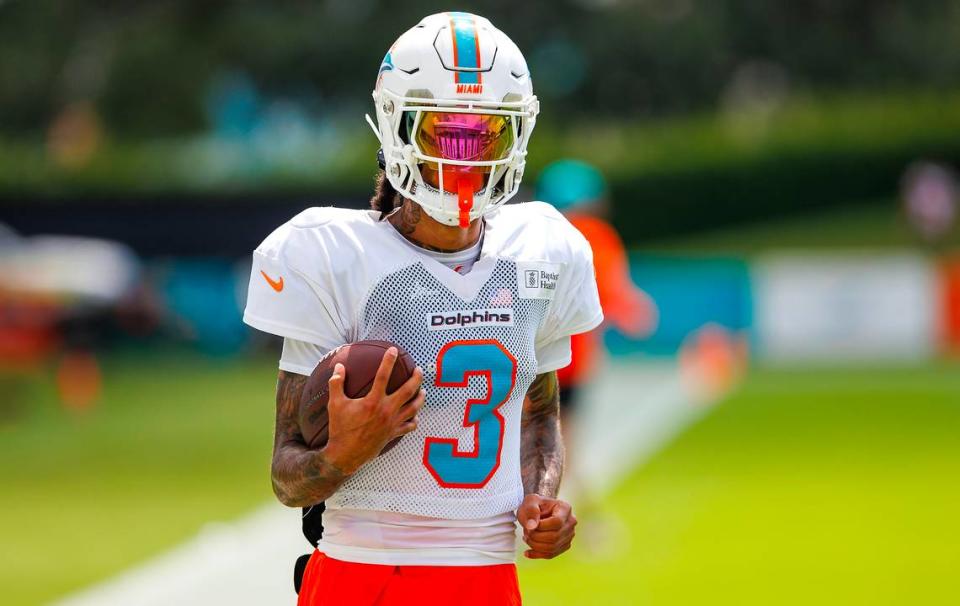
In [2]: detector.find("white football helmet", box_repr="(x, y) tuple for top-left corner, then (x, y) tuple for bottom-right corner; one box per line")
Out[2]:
(367, 12), (539, 228)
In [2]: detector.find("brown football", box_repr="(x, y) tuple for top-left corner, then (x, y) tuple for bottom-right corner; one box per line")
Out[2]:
(298, 340), (417, 455)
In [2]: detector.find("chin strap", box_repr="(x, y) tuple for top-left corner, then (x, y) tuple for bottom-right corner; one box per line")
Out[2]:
(457, 178), (473, 229)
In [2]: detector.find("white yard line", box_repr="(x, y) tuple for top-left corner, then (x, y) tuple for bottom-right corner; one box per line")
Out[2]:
(572, 357), (716, 498)
(52, 358), (719, 606)
(51, 505), (306, 606)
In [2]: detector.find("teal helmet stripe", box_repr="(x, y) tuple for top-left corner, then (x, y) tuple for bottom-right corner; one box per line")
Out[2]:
(448, 12), (480, 84)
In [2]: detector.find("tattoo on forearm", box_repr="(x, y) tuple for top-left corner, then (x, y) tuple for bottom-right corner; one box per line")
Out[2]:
(271, 371), (350, 507)
(521, 371), (564, 498)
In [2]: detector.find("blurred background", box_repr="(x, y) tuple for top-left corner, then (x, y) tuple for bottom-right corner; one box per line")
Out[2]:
(2, 1), (960, 604)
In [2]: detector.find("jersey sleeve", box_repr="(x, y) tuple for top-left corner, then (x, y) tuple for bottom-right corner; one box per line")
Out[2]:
(243, 216), (352, 351)
(533, 213), (604, 374)
(534, 336), (575, 374)
(279, 338), (331, 376)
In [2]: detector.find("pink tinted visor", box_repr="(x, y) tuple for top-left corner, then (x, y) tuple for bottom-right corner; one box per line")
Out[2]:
(414, 112), (515, 163)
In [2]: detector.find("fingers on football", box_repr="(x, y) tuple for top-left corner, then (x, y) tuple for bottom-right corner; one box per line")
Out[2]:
(397, 389), (426, 422)
(328, 363), (347, 402)
(394, 417), (419, 437)
(370, 347), (399, 396)
(389, 366), (423, 407)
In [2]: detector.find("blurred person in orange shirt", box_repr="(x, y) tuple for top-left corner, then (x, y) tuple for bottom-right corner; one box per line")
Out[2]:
(535, 160), (657, 435)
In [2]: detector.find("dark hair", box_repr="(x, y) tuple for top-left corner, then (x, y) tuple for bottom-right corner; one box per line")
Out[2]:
(370, 169), (401, 219)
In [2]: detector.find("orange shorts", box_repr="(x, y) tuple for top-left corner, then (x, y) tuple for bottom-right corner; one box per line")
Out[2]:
(296, 550), (522, 606)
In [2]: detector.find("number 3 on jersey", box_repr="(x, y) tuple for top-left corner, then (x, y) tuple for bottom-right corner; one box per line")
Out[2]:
(423, 339), (517, 488)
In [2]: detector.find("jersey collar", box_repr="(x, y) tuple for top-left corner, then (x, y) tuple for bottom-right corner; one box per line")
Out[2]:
(372, 211), (498, 302)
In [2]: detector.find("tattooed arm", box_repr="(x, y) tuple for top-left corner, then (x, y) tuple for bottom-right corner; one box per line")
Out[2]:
(271, 352), (425, 508)
(270, 370), (349, 507)
(516, 370), (577, 558)
(520, 371), (565, 497)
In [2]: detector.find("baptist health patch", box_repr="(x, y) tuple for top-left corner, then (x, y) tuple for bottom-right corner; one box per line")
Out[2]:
(516, 261), (561, 300)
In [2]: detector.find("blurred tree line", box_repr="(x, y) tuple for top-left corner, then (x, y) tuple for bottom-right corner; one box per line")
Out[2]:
(2, 0), (959, 137)
(3, 0), (960, 243)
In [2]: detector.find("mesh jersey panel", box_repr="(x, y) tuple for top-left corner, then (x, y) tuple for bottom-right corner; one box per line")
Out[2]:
(326, 259), (548, 520)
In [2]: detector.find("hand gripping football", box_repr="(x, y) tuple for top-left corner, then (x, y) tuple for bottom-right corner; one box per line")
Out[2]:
(298, 340), (417, 455)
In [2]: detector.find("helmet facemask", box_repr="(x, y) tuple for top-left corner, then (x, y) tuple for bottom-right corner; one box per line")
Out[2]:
(369, 89), (539, 228)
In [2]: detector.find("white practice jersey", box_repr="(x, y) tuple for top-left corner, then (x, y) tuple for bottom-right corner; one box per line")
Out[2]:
(243, 202), (602, 561)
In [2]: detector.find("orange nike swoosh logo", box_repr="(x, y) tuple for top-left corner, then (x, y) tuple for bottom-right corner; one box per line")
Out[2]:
(260, 270), (284, 292)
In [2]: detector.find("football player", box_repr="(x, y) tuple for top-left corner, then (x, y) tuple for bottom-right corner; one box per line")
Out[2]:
(244, 12), (602, 605)
(535, 159), (656, 444)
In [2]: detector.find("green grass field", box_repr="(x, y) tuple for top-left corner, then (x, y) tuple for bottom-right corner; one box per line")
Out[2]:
(522, 363), (960, 605)
(0, 351), (278, 605)
(2, 353), (959, 605)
